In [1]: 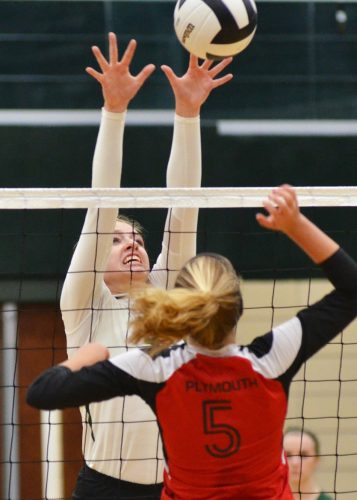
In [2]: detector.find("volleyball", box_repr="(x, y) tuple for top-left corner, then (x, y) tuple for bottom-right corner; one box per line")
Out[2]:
(174, 0), (258, 60)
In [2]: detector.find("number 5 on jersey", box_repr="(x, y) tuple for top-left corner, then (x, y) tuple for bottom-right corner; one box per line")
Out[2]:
(202, 400), (241, 458)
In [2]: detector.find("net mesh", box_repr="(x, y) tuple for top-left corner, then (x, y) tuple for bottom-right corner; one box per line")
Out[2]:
(1, 187), (357, 499)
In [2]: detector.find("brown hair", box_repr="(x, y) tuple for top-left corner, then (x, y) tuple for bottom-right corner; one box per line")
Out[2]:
(116, 214), (145, 238)
(129, 253), (243, 355)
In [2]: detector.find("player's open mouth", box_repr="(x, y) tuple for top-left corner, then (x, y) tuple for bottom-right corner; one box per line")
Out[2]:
(123, 256), (141, 265)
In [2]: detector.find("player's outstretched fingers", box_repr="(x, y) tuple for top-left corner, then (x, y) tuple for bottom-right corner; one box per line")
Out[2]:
(212, 72), (233, 89)
(121, 39), (137, 66)
(200, 58), (214, 70)
(256, 212), (275, 231)
(91, 45), (109, 72)
(161, 65), (177, 86)
(189, 54), (201, 68)
(85, 66), (103, 83)
(136, 64), (156, 87)
(108, 32), (119, 65)
(209, 57), (233, 77)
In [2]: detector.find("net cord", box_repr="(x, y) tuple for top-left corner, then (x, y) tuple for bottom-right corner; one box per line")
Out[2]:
(1, 186), (357, 209)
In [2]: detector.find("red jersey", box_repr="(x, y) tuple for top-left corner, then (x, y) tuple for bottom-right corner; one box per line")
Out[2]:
(27, 249), (357, 499)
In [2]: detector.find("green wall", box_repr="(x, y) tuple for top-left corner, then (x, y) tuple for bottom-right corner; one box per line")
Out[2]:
(0, 1), (357, 117)
(0, 1), (357, 300)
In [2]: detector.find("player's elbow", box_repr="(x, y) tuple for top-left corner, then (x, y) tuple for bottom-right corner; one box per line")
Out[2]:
(26, 369), (68, 411)
(26, 385), (56, 411)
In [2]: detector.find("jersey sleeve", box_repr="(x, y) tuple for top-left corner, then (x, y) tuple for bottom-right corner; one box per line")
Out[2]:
(60, 109), (126, 340)
(247, 248), (357, 390)
(295, 248), (357, 364)
(150, 114), (201, 289)
(26, 359), (142, 411)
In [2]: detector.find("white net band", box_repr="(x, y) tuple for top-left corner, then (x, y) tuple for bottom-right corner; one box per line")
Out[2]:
(1, 186), (357, 209)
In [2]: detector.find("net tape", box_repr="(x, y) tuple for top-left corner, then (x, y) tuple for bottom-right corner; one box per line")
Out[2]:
(1, 186), (357, 209)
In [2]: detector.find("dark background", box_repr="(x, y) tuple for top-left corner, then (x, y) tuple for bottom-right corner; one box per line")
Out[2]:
(0, 0), (357, 300)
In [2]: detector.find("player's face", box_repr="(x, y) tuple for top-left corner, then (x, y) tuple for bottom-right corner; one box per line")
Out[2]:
(284, 432), (319, 489)
(104, 221), (150, 293)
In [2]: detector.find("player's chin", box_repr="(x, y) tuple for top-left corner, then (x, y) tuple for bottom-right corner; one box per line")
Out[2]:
(127, 269), (150, 283)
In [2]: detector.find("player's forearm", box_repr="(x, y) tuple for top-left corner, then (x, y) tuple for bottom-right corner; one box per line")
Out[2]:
(92, 108), (126, 187)
(27, 345), (108, 410)
(165, 114), (201, 235)
(27, 366), (74, 410)
(156, 115), (201, 288)
(61, 110), (125, 320)
(166, 114), (201, 188)
(320, 248), (357, 293)
(284, 214), (339, 264)
(60, 208), (115, 320)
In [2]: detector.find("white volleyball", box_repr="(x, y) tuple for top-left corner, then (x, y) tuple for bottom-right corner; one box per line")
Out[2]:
(174, 0), (257, 60)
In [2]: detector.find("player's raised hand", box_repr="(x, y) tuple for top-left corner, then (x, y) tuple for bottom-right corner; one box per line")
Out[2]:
(256, 184), (339, 264)
(86, 32), (155, 113)
(256, 185), (301, 234)
(161, 54), (233, 117)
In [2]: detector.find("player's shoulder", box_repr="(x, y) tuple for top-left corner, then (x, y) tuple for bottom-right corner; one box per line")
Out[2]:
(239, 317), (303, 380)
(141, 342), (195, 383)
(110, 342), (194, 384)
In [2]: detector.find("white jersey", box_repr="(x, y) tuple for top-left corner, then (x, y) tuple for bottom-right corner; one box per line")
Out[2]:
(60, 109), (201, 483)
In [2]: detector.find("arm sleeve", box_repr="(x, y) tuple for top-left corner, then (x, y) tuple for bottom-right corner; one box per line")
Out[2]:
(150, 114), (201, 289)
(26, 360), (141, 410)
(296, 248), (357, 362)
(247, 249), (357, 389)
(60, 109), (126, 340)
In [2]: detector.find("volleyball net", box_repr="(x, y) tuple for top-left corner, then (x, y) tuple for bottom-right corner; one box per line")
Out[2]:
(1, 186), (357, 499)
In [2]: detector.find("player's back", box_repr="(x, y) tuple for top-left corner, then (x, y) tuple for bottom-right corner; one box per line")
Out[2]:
(153, 344), (291, 499)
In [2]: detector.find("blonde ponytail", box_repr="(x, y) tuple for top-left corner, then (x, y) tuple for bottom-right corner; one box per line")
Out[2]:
(129, 253), (243, 355)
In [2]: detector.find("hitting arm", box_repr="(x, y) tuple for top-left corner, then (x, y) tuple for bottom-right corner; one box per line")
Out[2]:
(256, 184), (339, 263)
(254, 185), (357, 380)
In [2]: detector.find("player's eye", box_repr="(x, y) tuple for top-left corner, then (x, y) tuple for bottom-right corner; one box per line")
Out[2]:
(135, 237), (144, 247)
